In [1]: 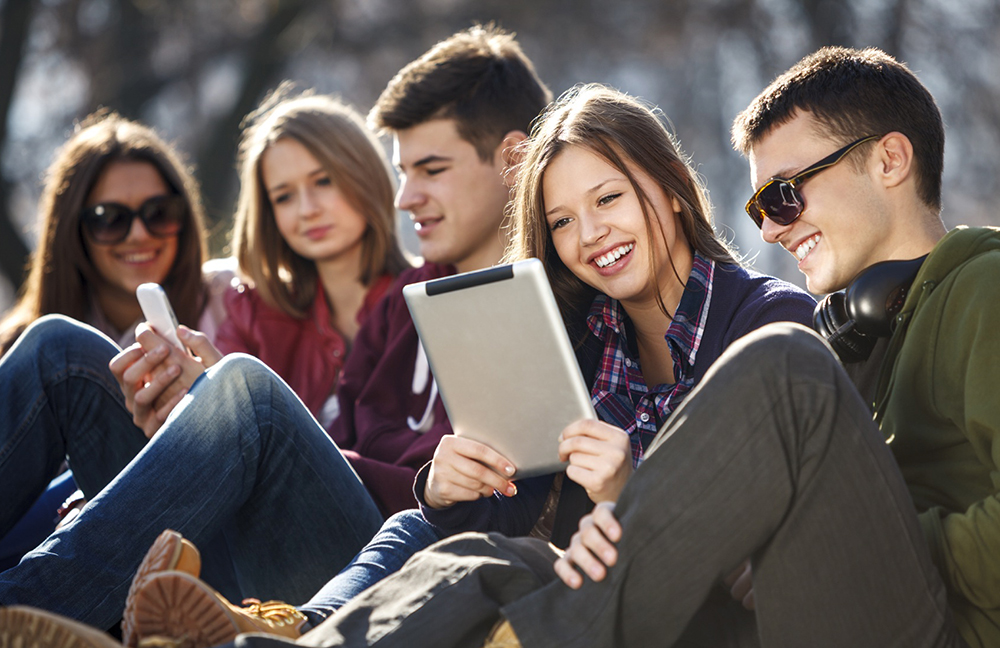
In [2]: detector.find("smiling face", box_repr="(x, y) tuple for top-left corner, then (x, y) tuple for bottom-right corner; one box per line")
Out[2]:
(83, 160), (180, 300)
(749, 111), (895, 295)
(393, 119), (511, 273)
(261, 137), (368, 271)
(542, 145), (691, 311)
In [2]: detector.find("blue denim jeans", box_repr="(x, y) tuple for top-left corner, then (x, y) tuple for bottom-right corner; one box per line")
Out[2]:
(0, 316), (384, 631)
(299, 509), (443, 623)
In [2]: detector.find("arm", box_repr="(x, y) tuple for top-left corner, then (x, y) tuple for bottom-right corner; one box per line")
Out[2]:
(916, 257), (1000, 610)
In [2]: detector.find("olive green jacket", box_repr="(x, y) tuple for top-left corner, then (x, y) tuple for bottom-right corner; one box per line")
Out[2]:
(875, 226), (1000, 647)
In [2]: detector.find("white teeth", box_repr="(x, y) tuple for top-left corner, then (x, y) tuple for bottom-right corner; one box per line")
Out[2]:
(794, 235), (820, 261)
(120, 251), (157, 263)
(595, 243), (634, 268)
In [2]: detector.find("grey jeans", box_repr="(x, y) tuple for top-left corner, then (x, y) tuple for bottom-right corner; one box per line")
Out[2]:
(236, 323), (965, 648)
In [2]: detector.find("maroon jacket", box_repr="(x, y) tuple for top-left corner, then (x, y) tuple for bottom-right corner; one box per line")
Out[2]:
(328, 264), (456, 516)
(214, 274), (394, 423)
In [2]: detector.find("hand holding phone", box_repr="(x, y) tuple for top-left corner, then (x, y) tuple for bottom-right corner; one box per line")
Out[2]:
(136, 283), (184, 350)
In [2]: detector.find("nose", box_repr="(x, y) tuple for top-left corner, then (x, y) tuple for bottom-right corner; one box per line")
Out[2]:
(578, 212), (610, 247)
(123, 214), (153, 242)
(395, 176), (423, 212)
(760, 214), (792, 245)
(299, 188), (320, 218)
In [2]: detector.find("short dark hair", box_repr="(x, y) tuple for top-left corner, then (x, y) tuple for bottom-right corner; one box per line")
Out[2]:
(732, 47), (944, 211)
(369, 24), (552, 160)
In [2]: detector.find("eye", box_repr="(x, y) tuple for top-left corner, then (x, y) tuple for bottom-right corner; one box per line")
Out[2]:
(597, 192), (622, 207)
(549, 216), (572, 231)
(271, 191), (292, 205)
(316, 175), (332, 187)
(425, 167), (447, 177)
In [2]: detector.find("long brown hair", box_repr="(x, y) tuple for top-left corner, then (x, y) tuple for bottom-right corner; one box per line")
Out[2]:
(233, 85), (409, 318)
(0, 111), (208, 354)
(504, 84), (737, 330)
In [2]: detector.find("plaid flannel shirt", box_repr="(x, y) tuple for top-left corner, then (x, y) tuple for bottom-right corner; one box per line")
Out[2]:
(587, 252), (715, 466)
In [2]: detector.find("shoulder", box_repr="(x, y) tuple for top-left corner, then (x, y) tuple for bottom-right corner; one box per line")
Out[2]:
(712, 263), (816, 329)
(383, 263), (457, 304)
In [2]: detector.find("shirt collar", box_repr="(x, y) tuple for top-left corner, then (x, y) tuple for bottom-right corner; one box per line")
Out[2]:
(586, 251), (716, 378)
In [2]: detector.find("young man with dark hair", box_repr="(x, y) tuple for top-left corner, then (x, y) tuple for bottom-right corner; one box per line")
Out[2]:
(0, 23), (552, 640)
(194, 47), (990, 648)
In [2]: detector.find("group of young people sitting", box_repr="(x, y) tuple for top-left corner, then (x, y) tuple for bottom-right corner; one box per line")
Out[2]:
(0, 22), (996, 648)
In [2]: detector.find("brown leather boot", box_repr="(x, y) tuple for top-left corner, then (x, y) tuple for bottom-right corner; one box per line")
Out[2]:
(122, 530), (202, 647)
(0, 606), (123, 648)
(130, 571), (306, 648)
(482, 619), (522, 648)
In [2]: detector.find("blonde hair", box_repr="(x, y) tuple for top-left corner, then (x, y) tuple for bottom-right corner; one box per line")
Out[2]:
(0, 111), (207, 355)
(233, 85), (408, 318)
(505, 84), (737, 330)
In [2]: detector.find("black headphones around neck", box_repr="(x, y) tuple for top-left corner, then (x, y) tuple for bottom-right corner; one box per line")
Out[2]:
(812, 255), (927, 363)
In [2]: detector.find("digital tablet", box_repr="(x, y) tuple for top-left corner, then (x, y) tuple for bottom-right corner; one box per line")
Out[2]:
(403, 258), (597, 478)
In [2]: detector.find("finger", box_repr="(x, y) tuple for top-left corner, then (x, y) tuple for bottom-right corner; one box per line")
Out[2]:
(120, 345), (172, 397)
(553, 556), (584, 589)
(559, 433), (630, 465)
(135, 323), (172, 352)
(564, 525), (610, 582)
(133, 364), (181, 409)
(723, 559), (751, 588)
(178, 326), (223, 367)
(109, 345), (146, 382)
(591, 502), (622, 542)
(155, 389), (188, 423)
(577, 513), (619, 567)
(450, 436), (516, 477)
(559, 419), (627, 443)
(437, 464), (514, 498)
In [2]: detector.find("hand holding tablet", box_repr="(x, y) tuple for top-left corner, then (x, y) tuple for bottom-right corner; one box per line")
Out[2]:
(404, 259), (597, 480)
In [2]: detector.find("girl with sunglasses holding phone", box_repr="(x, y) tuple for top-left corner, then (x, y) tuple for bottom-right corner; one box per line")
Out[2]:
(0, 112), (232, 569)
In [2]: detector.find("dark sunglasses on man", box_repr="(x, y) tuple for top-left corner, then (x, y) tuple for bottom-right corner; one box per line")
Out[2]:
(744, 134), (881, 229)
(80, 194), (187, 245)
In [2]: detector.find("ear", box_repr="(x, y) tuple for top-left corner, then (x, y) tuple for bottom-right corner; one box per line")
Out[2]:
(874, 132), (914, 190)
(496, 130), (529, 188)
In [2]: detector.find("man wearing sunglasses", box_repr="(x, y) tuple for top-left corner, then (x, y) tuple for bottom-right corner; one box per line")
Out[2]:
(216, 47), (996, 648)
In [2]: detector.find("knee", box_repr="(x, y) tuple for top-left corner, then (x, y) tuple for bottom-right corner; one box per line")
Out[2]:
(383, 510), (443, 543)
(196, 353), (285, 403)
(720, 322), (841, 384)
(13, 315), (118, 366)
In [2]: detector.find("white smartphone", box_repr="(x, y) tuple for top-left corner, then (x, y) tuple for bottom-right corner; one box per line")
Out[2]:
(136, 283), (184, 350)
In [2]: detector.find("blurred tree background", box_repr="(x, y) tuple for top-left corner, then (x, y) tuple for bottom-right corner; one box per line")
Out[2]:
(2, 0), (999, 312)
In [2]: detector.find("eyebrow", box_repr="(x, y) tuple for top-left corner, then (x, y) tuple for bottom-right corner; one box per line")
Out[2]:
(397, 154), (452, 172)
(266, 167), (326, 194)
(544, 179), (615, 218)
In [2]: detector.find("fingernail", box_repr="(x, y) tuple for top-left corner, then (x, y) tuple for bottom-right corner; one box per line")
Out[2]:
(154, 345), (168, 355)
(506, 484), (517, 497)
(604, 550), (615, 562)
(504, 465), (515, 476)
(177, 328), (189, 338)
(168, 364), (180, 375)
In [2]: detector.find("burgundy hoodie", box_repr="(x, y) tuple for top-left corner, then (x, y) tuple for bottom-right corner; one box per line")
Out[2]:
(328, 263), (456, 516)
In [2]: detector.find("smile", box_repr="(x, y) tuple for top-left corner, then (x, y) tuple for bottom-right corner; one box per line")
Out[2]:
(794, 234), (820, 262)
(594, 243), (634, 268)
(117, 250), (159, 264)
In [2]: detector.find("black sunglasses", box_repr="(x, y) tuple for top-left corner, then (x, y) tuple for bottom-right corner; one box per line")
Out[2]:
(80, 194), (187, 244)
(744, 135), (881, 229)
